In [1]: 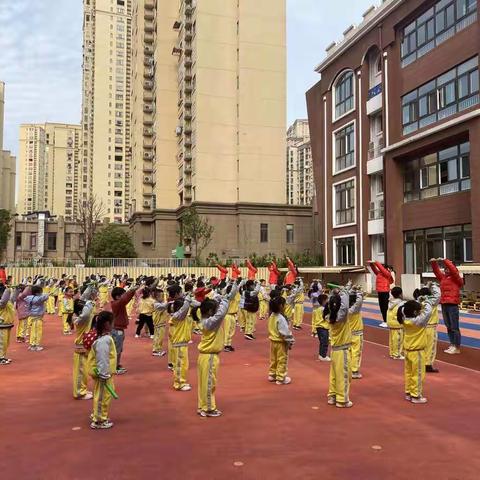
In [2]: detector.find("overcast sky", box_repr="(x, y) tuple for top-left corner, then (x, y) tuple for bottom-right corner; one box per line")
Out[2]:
(0, 0), (374, 157)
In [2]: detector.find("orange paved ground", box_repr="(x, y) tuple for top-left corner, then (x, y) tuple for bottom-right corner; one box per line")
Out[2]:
(2, 315), (480, 480)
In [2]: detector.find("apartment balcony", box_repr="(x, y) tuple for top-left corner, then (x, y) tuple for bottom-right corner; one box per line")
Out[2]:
(144, 21), (155, 33)
(143, 151), (154, 161)
(143, 174), (154, 185)
(144, 80), (154, 90)
(144, 57), (154, 67)
(366, 83), (383, 116)
(144, 45), (154, 55)
(368, 205), (384, 236)
(144, 10), (154, 21)
(143, 103), (154, 113)
(144, 67), (154, 78)
(143, 115), (154, 126)
(145, 0), (155, 10)
(144, 33), (154, 44)
(143, 164), (154, 173)
(143, 127), (154, 137)
(367, 136), (384, 175)
(184, 164), (192, 174)
(143, 90), (154, 101)
(184, 109), (192, 120)
(143, 138), (154, 149)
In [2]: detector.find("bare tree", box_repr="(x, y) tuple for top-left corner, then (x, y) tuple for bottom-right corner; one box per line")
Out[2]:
(179, 206), (214, 264)
(76, 195), (107, 264)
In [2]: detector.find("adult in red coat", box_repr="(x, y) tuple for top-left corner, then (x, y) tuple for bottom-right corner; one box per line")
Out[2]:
(246, 260), (258, 280)
(431, 258), (463, 354)
(284, 257), (298, 285)
(231, 263), (241, 280)
(368, 260), (393, 327)
(268, 261), (281, 287)
(216, 264), (228, 281)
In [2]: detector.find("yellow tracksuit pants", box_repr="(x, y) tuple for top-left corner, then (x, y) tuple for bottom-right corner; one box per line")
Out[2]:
(16, 318), (28, 339)
(404, 349), (426, 398)
(153, 325), (166, 353)
(425, 326), (438, 366)
(197, 352), (220, 412)
(328, 347), (352, 403)
(29, 317), (43, 347)
(350, 332), (363, 373)
(269, 341), (289, 381)
(62, 314), (72, 334)
(293, 304), (304, 327)
(172, 345), (189, 389)
(46, 297), (56, 315)
(26, 317), (33, 336)
(259, 300), (268, 319)
(244, 311), (257, 335)
(223, 314), (236, 347)
(92, 377), (115, 423)
(238, 309), (246, 330)
(0, 327), (12, 358)
(389, 328), (404, 358)
(73, 351), (89, 398)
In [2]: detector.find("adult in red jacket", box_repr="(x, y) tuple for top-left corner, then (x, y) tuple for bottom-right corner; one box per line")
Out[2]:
(284, 257), (298, 285)
(216, 264), (228, 281)
(268, 261), (280, 287)
(231, 263), (241, 280)
(368, 260), (393, 327)
(246, 260), (258, 280)
(431, 258), (463, 354)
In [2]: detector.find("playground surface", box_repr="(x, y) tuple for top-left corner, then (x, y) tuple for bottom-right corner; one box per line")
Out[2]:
(2, 305), (479, 480)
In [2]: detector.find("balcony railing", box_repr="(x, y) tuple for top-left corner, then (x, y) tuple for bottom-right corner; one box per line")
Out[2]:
(368, 136), (384, 160)
(368, 208), (384, 221)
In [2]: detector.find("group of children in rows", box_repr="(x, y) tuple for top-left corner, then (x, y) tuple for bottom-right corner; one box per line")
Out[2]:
(0, 264), (444, 429)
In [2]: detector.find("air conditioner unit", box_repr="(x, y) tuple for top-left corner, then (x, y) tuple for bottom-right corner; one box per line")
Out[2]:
(144, 175), (152, 183)
(175, 126), (183, 136)
(143, 200), (152, 207)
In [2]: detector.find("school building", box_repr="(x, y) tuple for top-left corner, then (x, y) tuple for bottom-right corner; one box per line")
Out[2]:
(306, 0), (479, 278)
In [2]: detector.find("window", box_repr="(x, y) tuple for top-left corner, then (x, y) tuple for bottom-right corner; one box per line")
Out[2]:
(334, 179), (355, 226)
(334, 71), (354, 119)
(404, 224), (472, 273)
(401, 0), (478, 67)
(286, 224), (294, 244)
(260, 223), (268, 243)
(15, 233), (22, 250)
(402, 56), (479, 134)
(65, 233), (71, 250)
(404, 141), (470, 201)
(336, 237), (356, 266)
(47, 233), (57, 251)
(30, 234), (37, 250)
(334, 123), (355, 173)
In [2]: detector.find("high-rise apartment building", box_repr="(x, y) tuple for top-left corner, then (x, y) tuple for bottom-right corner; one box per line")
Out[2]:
(307, 0), (479, 275)
(0, 82), (16, 212)
(129, 0), (313, 258)
(18, 123), (82, 219)
(82, 0), (133, 223)
(286, 119), (314, 206)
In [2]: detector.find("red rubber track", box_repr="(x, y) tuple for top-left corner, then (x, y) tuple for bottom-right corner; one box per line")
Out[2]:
(2, 314), (480, 480)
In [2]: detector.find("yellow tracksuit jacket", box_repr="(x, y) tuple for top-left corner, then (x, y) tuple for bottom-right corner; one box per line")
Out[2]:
(387, 298), (405, 358)
(268, 312), (295, 381)
(348, 292), (364, 374)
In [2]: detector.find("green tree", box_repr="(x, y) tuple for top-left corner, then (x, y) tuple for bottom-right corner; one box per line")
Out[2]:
(179, 207), (214, 264)
(0, 209), (12, 260)
(89, 224), (137, 259)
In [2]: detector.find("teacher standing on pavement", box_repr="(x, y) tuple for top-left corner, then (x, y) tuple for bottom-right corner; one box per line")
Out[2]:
(368, 260), (394, 328)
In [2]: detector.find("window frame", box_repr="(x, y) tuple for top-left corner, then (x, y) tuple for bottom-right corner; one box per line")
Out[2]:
(333, 234), (357, 267)
(260, 223), (269, 244)
(286, 224), (295, 244)
(332, 176), (356, 229)
(332, 120), (356, 175)
(332, 70), (356, 122)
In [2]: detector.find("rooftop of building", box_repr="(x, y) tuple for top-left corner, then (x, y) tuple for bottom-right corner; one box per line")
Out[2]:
(315, 0), (403, 74)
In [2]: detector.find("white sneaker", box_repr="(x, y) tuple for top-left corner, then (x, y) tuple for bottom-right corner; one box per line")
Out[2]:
(446, 346), (461, 355)
(352, 371), (363, 379)
(179, 384), (192, 392)
(159, 350), (167, 357)
(319, 355), (331, 362)
(444, 346), (454, 354)
(336, 401), (353, 408)
(35, 346), (44, 351)
(405, 394), (412, 401)
(327, 396), (336, 405)
(411, 396), (428, 404)
(150, 335), (154, 339)
(81, 392), (93, 400)
(90, 420), (114, 429)
(379, 322), (388, 328)
(268, 375), (276, 382)
(152, 351), (163, 357)
(135, 335), (140, 338)
(276, 376), (291, 385)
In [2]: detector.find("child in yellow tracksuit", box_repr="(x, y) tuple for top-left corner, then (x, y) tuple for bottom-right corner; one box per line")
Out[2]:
(23, 285), (50, 352)
(397, 289), (437, 404)
(268, 296), (295, 385)
(0, 287), (15, 365)
(243, 280), (261, 340)
(152, 288), (168, 357)
(224, 288), (241, 352)
(98, 283), (109, 308)
(348, 289), (364, 379)
(45, 282), (56, 315)
(387, 287), (405, 360)
(73, 286), (97, 400)
(311, 293), (330, 361)
(62, 288), (75, 335)
(168, 290), (195, 391)
(88, 311), (117, 429)
(414, 284), (441, 373)
(197, 282), (239, 417)
(292, 279), (305, 330)
(258, 280), (269, 320)
(326, 286), (353, 408)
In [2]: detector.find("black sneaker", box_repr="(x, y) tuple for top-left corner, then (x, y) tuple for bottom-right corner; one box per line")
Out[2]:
(116, 366), (127, 375)
(426, 365), (439, 373)
(223, 346), (233, 352)
(167, 363), (174, 370)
